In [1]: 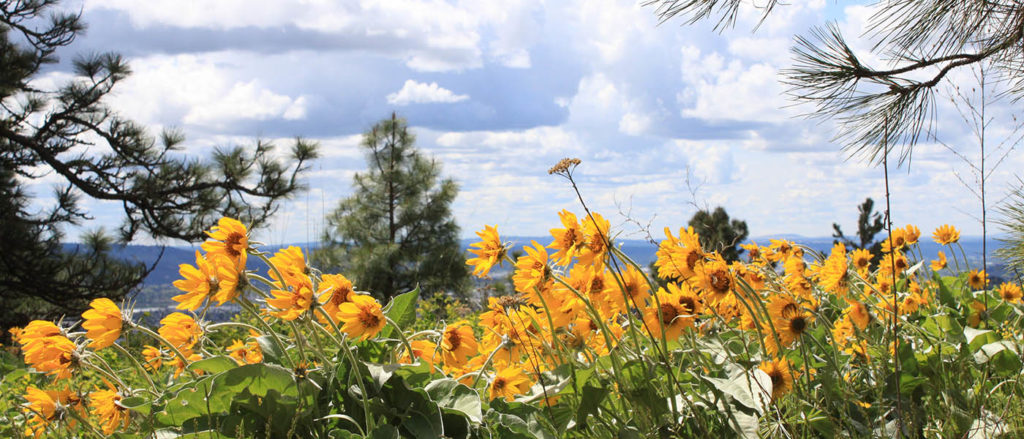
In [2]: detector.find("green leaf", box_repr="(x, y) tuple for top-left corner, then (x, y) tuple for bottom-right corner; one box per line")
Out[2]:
(188, 356), (238, 374)
(379, 286), (419, 339)
(119, 396), (151, 416)
(255, 335), (286, 365)
(217, 363), (297, 398)
(702, 369), (771, 415)
(368, 424), (400, 439)
(575, 381), (606, 427)
(425, 379), (483, 423)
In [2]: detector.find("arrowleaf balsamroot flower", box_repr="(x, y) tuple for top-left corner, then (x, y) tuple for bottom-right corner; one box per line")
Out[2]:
(201, 217), (249, 269)
(933, 224), (960, 245)
(89, 383), (130, 435)
(22, 386), (62, 438)
(931, 251), (947, 271)
(19, 321), (77, 379)
(268, 277), (314, 321)
(81, 298), (123, 350)
(336, 295), (386, 341)
(466, 225), (507, 278)
(227, 339), (263, 365)
(441, 322), (479, 367)
(489, 366), (533, 401)
(158, 313), (202, 351)
(655, 226), (704, 281)
(172, 251), (239, 310)
(850, 248), (873, 273)
(577, 212), (610, 268)
(998, 282), (1022, 304)
(318, 273), (355, 324)
(968, 269), (989, 290)
(548, 210), (584, 265)
(759, 358), (796, 401)
(513, 240), (553, 296)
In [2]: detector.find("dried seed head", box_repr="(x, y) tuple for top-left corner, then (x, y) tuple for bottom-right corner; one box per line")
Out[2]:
(548, 158), (581, 175)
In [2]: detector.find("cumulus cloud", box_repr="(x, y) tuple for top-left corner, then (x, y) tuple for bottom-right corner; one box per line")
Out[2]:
(386, 80), (469, 105)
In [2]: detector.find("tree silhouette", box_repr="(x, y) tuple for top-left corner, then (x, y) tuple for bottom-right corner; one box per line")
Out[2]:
(318, 114), (469, 301)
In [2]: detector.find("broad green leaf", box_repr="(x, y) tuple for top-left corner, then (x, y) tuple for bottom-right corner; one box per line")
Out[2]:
(425, 378), (483, 422)
(964, 327), (993, 345)
(575, 381), (606, 426)
(255, 335), (287, 365)
(379, 286), (419, 339)
(217, 363), (297, 398)
(119, 396), (151, 416)
(703, 369), (771, 415)
(188, 356), (238, 374)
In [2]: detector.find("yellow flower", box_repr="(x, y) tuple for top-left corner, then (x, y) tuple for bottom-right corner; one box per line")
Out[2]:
(141, 345), (163, 371)
(81, 298), (123, 350)
(904, 224), (921, 245)
(466, 225), (507, 278)
(22, 386), (60, 438)
(692, 254), (733, 305)
(19, 321), (77, 380)
(968, 269), (989, 290)
(228, 339), (263, 365)
(767, 295), (813, 351)
(158, 313), (202, 351)
(267, 278), (314, 321)
(513, 241), (553, 295)
(170, 350), (202, 379)
(655, 226), (704, 281)
(998, 282), (1022, 304)
(172, 251), (239, 310)
(547, 210), (585, 266)
(817, 243), (850, 298)
(577, 212), (610, 268)
(759, 358), (795, 401)
(441, 322), (479, 367)
(612, 264), (652, 312)
(644, 283), (701, 340)
(930, 251), (947, 271)
(399, 340), (440, 370)
(850, 248), (873, 273)
(317, 273), (355, 325)
(967, 300), (988, 328)
(881, 227), (907, 253)
(268, 246), (310, 289)
(89, 384), (129, 435)
(201, 217), (249, 269)
(336, 295), (386, 341)
(9, 326), (23, 344)
(489, 366), (533, 401)
(845, 301), (870, 330)
(765, 239), (795, 263)
(933, 224), (960, 245)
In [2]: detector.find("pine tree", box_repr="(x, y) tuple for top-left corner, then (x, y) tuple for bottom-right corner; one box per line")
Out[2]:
(645, 0), (1024, 164)
(319, 114), (469, 301)
(832, 197), (885, 259)
(688, 206), (749, 262)
(0, 1), (317, 333)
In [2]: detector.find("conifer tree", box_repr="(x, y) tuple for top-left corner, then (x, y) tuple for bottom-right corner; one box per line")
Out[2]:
(319, 114), (469, 301)
(833, 197), (885, 260)
(688, 206), (748, 262)
(0, 1), (317, 333)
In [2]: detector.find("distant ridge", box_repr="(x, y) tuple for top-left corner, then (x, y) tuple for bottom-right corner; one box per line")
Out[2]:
(65, 235), (1010, 287)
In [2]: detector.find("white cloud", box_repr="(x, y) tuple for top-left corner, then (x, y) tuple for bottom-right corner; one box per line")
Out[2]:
(107, 54), (308, 129)
(386, 80), (469, 105)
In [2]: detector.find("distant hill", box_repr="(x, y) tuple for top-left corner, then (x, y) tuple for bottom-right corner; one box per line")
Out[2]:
(66, 234), (1012, 288)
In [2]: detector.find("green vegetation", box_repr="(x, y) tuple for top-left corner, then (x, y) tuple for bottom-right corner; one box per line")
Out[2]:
(318, 114), (469, 301)
(0, 0), (317, 334)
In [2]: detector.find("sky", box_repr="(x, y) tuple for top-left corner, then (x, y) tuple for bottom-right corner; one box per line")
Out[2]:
(23, 0), (1024, 245)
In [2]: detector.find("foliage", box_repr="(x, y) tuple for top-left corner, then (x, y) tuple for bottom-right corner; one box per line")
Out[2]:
(645, 0), (1024, 165)
(5, 167), (1024, 437)
(0, 0), (317, 333)
(833, 197), (885, 263)
(688, 206), (748, 262)
(997, 180), (1024, 274)
(319, 113), (469, 301)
